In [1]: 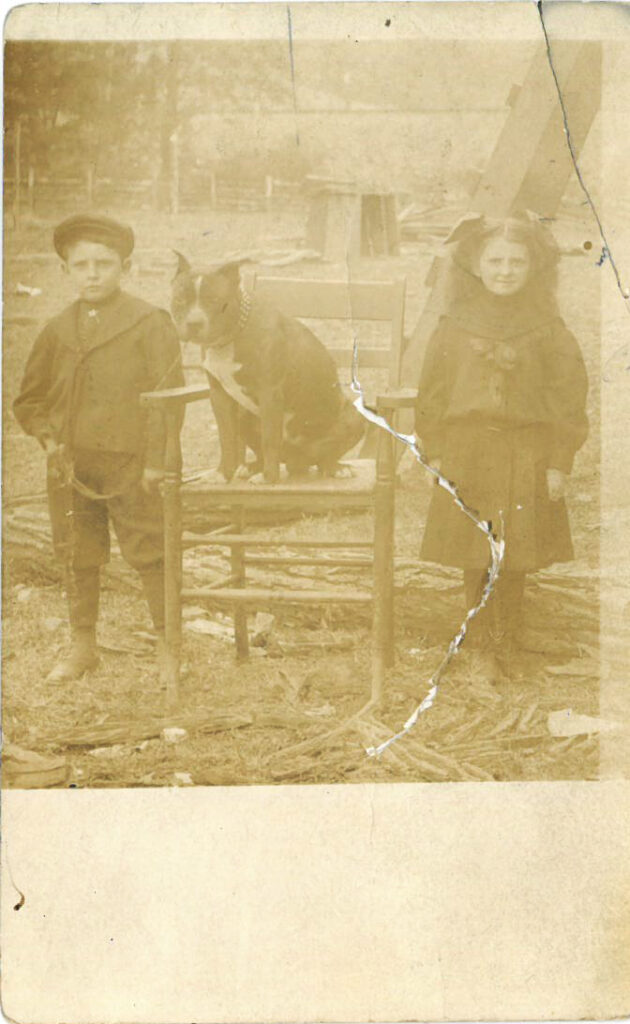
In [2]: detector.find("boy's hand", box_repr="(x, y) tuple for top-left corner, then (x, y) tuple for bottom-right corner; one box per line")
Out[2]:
(141, 467), (165, 494)
(546, 468), (567, 501)
(44, 440), (67, 481)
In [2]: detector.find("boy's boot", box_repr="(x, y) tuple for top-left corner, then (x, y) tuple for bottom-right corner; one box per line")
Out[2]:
(47, 568), (100, 682)
(139, 565), (168, 686)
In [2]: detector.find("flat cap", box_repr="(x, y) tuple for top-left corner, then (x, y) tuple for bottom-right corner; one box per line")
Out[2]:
(53, 214), (135, 260)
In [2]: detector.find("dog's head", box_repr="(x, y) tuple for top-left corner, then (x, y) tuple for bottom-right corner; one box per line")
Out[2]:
(171, 253), (246, 347)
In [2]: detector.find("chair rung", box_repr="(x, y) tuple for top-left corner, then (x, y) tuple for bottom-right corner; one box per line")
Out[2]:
(183, 533), (374, 549)
(181, 587), (373, 604)
(244, 554), (372, 567)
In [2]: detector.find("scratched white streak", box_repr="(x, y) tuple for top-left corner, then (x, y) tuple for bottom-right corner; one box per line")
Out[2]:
(349, 342), (505, 758)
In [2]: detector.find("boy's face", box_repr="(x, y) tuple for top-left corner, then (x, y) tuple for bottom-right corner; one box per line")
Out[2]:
(62, 240), (129, 303)
(478, 238), (530, 297)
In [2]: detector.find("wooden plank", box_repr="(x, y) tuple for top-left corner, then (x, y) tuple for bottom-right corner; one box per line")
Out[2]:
(513, 42), (601, 216)
(471, 42), (585, 216)
(182, 587), (373, 604)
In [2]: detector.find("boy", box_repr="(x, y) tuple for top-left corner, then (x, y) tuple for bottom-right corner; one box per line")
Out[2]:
(14, 214), (184, 683)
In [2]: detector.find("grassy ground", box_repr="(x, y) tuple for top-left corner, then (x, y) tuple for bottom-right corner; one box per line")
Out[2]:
(3, 202), (603, 787)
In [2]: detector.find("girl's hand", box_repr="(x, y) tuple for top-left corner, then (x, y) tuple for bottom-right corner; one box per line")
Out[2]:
(45, 440), (66, 481)
(546, 468), (567, 501)
(141, 467), (165, 494)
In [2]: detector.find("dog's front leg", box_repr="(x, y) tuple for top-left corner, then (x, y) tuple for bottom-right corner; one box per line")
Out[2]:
(258, 385), (284, 484)
(209, 381), (240, 481)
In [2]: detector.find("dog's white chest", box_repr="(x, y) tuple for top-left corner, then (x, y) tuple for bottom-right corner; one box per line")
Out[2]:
(202, 343), (259, 416)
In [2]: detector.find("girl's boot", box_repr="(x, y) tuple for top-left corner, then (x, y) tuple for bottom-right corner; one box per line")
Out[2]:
(494, 572), (526, 680)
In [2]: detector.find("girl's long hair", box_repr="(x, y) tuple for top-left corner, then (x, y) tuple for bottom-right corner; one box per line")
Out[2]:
(445, 212), (561, 315)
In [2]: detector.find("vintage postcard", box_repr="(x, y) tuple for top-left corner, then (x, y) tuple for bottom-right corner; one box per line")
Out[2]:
(2, 2), (629, 1021)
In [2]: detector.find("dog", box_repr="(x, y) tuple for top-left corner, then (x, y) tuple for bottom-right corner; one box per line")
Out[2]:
(171, 254), (365, 484)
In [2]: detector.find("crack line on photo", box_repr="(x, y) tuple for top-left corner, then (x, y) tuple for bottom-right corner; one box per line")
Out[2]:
(350, 347), (505, 757)
(538, 0), (629, 305)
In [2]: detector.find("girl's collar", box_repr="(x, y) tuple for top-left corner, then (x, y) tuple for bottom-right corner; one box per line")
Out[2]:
(446, 284), (559, 340)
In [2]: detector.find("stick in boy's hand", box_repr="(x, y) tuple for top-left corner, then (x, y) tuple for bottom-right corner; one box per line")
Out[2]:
(546, 468), (567, 502)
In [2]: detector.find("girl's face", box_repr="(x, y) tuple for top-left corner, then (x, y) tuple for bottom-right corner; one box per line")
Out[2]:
(478, 237), (531, 296)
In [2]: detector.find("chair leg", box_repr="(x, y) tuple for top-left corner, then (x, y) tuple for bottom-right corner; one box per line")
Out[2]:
(372, 426), (396, 702)
(163, 410), (182, 706)
(231, 507), (249, 661)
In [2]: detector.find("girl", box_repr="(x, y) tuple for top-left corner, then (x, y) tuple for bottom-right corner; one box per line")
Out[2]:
(414, 213), (589, 683)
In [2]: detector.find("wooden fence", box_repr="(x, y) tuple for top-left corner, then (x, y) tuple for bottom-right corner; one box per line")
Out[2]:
(3, 171), (307, 219)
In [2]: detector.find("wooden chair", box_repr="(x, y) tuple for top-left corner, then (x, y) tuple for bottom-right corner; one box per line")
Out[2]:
(142, 276), (415, 706)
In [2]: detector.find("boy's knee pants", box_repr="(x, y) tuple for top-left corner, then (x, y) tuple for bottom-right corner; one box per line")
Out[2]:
(47, 450), (165, 628)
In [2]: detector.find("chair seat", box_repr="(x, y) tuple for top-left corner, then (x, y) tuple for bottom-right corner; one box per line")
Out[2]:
(183, 459), (377, 510)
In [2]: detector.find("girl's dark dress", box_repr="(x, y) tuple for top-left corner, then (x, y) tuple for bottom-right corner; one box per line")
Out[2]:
(415, 288), (589, 571)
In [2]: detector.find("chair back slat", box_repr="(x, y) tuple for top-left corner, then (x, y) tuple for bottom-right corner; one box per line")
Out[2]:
(328, 347), (389, 370)
(252, 276), (406, 389)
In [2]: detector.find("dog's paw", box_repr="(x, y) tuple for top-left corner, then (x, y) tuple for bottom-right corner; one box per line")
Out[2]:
(249, 468), (287, 485)
(185, 467), (226, 485)
(320, 463), (356, 479)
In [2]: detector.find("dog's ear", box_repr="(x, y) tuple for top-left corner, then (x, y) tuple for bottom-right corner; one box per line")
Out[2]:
(216, 260), (248, 289)
(172, 250), (192, 279)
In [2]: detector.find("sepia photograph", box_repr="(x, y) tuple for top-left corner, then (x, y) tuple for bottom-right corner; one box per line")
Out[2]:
(2, 5), (630, 1024)
(2, 5), (611, 791)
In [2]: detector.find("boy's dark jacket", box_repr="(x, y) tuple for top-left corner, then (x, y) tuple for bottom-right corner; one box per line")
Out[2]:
(14, 290), (184, 470)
